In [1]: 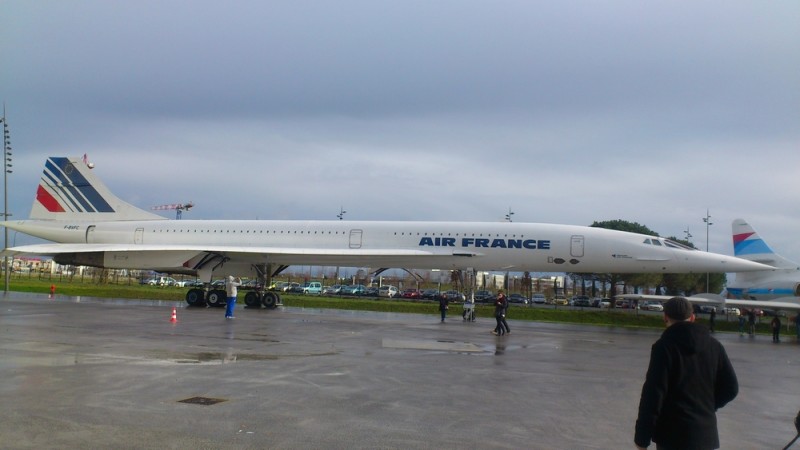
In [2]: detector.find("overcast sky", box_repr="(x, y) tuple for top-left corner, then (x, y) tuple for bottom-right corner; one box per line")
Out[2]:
(2, 1), (799, 263)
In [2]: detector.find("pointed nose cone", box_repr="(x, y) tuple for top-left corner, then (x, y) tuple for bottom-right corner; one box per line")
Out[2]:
(714, 253), (774, 272)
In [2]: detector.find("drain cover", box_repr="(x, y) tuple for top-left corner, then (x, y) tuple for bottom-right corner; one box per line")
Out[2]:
(178, 396), (227, 406)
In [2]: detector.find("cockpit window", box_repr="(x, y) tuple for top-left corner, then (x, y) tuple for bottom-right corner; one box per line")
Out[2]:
(663, 239), (694, 250)
(642, 237), (695, 250)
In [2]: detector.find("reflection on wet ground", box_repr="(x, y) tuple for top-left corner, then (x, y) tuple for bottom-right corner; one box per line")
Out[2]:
(1, 292), (798, 449)
(144, 349), (339, 364)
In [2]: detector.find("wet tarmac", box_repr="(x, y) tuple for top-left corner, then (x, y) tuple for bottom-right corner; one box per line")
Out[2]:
(1, 292), (798, 449)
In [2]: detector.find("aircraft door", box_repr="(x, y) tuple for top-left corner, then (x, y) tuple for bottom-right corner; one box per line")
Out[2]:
(86, 225), (96, 243)
(570, 235), (585, 257)
(134, 228), (144, 244)
(349, 229), (363, 249)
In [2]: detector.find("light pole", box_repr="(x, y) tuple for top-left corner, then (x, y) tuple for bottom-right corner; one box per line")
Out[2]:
(503, 208), (513, 292)
(1, 111), (12, 293)
(703, 209), (713, 292)
(335, 207), (346, 283)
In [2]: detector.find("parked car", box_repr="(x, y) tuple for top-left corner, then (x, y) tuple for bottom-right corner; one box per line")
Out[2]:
(642, 301), (664, 311)
(442, 291), (465, 302)
(378, 285), (399, 298)
(531, 293), (546, 304)
(722, 307), (740, 315)
(267, 281), (284, 291)
(323, 285), (342, 295)
(144, 276), (176, 286)
(508, 293), (528, 304)
(363, 286), (380, 297)
(401, 289), (421, 299)
(696, 305), (716, 314)
(420, 289), (441, 300)
(571, 296), (591, 307)
(240, 279), (263, 290)
(283, 282), (301, 293)
(474, 290), (495, 303)
(615, 299), (634, 309)
(552, 295), (568, 306)
(302, 282), (323, 295)
(341, 284), (366, 296)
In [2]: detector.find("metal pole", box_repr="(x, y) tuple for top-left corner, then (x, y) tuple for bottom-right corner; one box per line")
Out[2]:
(2, 111), (10, 293)
(703, 209), (713, 293)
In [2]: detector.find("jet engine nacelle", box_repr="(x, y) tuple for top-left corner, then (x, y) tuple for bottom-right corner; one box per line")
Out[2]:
(54, 252), (106, 268)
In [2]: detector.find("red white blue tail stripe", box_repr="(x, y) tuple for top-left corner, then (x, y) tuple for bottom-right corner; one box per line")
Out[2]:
(37, 157), (114, 213)
(733, 229), (773, 257)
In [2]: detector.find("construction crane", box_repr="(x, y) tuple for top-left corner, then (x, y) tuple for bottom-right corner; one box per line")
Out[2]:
(151, 202), (194, 220)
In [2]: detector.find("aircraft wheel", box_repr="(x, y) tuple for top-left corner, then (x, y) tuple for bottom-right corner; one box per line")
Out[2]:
(244, 291), (262, 308)
(207, 290), (226, 307)
(262, 292), (278, 309)
(186, 289), (206, 307)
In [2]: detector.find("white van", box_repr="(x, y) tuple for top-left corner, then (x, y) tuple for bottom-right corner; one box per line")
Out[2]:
(302, 282), (323, 295)
(378, 285), (398, 298)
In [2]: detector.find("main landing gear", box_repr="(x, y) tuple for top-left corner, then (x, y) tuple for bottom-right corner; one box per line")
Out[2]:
(184, 288), (281, 309)
(243, 290), (280, 309)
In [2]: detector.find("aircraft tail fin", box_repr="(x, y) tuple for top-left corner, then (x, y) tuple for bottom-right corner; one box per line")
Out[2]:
(30, 156), (162, 221)
(732, 219), (797, 269)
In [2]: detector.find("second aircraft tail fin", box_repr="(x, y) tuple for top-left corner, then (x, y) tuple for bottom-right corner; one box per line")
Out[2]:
(732, 218), (796, 269)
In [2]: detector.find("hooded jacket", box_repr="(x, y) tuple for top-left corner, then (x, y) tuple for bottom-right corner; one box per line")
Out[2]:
(225, 276), (241, 298)
(635, 321), (738, 449)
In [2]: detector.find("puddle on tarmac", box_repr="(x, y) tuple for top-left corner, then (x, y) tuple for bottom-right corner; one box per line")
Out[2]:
(145, 349), (338, 364)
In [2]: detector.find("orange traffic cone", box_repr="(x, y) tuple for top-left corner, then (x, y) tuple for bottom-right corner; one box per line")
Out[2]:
(170, 307), (178, 323)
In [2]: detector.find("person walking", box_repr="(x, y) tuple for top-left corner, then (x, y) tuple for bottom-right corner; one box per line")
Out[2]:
(771, 315), (781, 343)
(438, 294), (449, 322)
(708, 308), (716, 333)
(498, 290), (510, 334)
(748, 309), (756, 335)
(634, 296), (738, 450)
(492, 291), (506, 336)
(738, 312), (746, 336)
(795, 314), (800, 343)
(224, 275), (242, 319)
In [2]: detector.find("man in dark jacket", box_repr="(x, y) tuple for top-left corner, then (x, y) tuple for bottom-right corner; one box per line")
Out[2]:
(492, 291), (507, 336)
(438, 294), (449, 323)
(634, 297), (738, 450)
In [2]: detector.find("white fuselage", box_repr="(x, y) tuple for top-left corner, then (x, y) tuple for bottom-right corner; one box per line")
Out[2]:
(727, 269), (800, 301)
(5, 218), (771, 275)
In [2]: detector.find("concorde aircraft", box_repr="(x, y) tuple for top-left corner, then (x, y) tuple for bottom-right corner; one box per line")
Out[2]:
(618, 219), (800, 313)
(2, 156), (772, 308)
